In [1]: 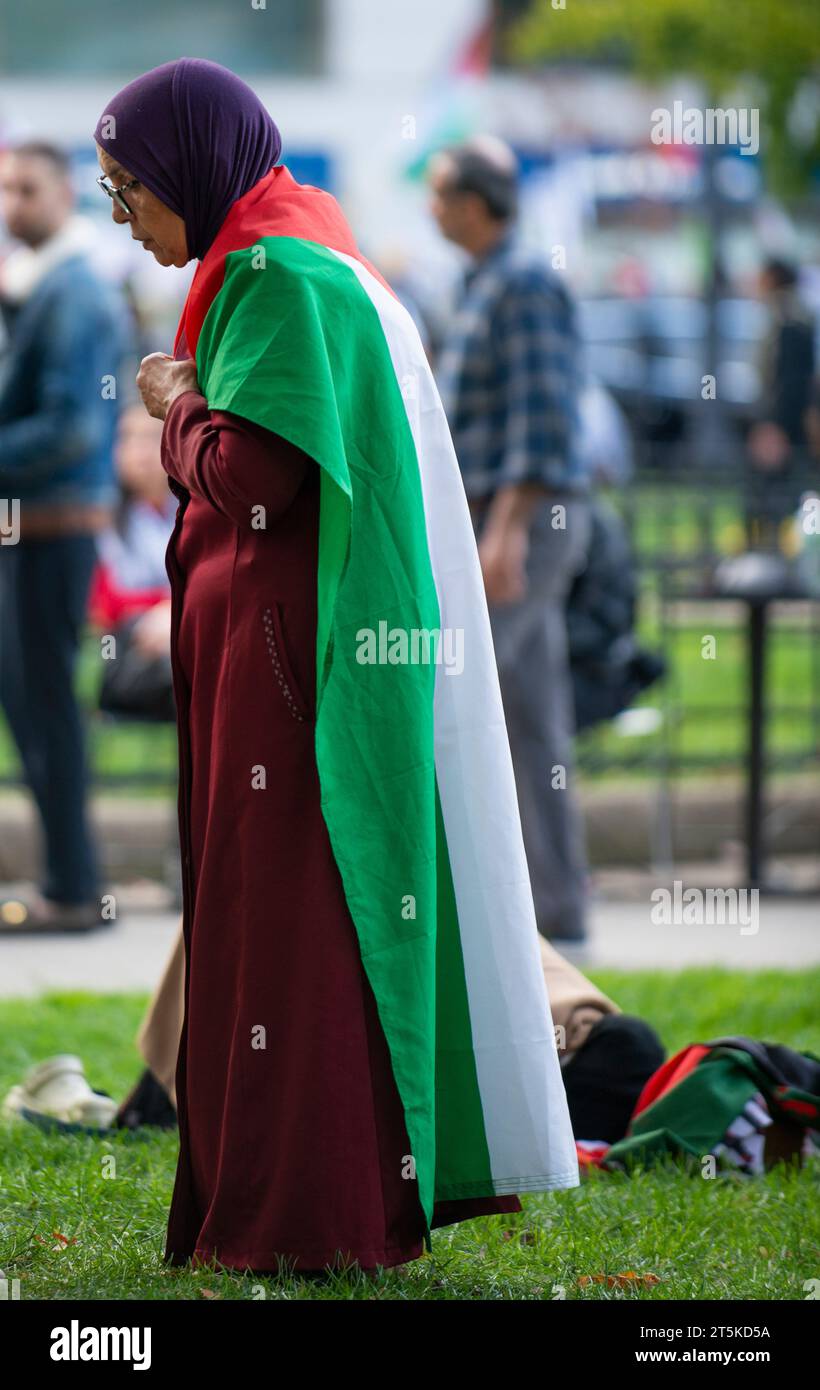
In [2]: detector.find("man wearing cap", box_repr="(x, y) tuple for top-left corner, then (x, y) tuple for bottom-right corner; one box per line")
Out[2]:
(430, 136), (591, 943)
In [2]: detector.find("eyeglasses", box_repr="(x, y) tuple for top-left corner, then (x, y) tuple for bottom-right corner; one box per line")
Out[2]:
(96, 173), (140, 216)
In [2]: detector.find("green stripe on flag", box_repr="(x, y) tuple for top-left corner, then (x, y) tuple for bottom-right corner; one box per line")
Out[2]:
(434, 785), (494, 1197)
(194, 234), (491, 1223)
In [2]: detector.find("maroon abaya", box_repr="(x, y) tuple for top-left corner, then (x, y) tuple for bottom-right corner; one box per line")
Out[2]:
(160, 386), (521, 1275)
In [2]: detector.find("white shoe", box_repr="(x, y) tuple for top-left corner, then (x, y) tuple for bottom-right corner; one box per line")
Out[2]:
(2, 1055), (117, 1130)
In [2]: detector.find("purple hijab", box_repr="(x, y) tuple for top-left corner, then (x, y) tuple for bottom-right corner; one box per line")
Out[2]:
(94, 58), (282, 262)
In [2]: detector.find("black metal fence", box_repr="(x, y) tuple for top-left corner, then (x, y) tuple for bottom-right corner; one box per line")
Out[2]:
(575, 461), (820, 781)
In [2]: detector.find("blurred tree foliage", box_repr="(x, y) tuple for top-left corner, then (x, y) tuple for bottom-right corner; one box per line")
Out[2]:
(506, 0), (820, 195)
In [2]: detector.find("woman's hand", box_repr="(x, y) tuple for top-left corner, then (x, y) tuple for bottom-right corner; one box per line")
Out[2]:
(137, 353), (200, 421)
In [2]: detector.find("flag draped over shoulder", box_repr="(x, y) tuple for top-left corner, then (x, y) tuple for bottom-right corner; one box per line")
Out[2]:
(175, 165), (579, 1232)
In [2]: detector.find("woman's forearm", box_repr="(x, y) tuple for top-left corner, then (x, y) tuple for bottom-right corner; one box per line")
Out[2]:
(160, 390), (311, 527)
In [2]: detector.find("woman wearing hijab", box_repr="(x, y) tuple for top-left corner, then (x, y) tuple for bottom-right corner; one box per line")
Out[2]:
(94, 59), (578, 1277)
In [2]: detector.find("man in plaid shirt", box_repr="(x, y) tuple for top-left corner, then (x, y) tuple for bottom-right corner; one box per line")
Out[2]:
(430, 136), (591, 942)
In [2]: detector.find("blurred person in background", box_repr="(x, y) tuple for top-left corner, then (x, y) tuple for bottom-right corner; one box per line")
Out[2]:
(89, 404), (174, 642)
(430, 136), (591, 943)
(0, 142), (124, 932)
(747, 255), (816, 542)
(90, 404), (176, 726)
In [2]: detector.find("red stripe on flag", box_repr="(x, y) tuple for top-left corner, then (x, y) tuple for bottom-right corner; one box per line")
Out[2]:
(175, 164), (395, 357)
(632, 1043), (711, 1119)
(776, 1093), (817, 1120)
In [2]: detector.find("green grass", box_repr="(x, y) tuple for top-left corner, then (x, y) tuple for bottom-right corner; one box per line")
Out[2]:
(1, 970), (817, 1300)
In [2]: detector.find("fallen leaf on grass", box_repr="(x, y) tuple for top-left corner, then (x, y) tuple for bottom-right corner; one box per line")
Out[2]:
(34, 1231), (78, 1251)
(578, 1271), (660, 1289)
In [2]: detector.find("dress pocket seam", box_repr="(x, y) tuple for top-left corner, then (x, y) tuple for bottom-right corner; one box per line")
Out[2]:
(262, 604), (312, 723)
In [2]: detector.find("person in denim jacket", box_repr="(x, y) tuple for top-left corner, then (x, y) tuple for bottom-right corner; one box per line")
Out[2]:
(0, 141), (126, 931)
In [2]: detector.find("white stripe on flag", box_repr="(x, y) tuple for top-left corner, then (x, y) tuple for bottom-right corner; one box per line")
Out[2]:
(329, 248), (579, 1194)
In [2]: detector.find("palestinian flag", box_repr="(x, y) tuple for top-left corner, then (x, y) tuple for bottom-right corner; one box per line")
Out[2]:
(601, 1039), (820, 1174)
(175, 164), (579, 1235)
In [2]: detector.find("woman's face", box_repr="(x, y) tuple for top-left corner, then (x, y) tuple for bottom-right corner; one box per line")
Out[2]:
(97, 144), (188, 267)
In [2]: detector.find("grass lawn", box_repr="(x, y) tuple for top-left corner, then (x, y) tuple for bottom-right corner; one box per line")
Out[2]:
(1, 968), (818, 1301)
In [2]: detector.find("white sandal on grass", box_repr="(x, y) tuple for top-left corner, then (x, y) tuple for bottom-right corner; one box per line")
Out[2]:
(2, 1054), (117, 1130)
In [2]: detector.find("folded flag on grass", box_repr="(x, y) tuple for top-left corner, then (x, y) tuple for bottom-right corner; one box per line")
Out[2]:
(578, 1037), (820, 1175)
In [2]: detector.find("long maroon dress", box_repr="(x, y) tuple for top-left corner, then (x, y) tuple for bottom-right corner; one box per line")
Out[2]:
(160, 382), (521, 1275)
